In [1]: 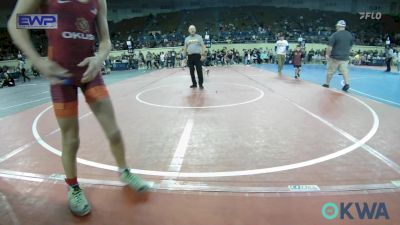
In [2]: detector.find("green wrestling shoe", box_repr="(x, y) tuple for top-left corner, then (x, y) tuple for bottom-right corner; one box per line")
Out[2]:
(120, 169), (154, 192)
(67, 185), (91, 216)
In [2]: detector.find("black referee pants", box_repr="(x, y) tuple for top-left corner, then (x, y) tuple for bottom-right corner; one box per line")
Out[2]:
(386, 57), (392, 72)
(187, 54), (203, 86)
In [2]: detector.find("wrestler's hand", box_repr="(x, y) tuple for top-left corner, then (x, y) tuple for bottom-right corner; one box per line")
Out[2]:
(34, 58), (72, 85)
(78, 56), (102, 83)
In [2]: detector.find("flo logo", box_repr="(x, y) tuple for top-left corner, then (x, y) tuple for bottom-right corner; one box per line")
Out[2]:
(321, 202), (390, 220)
(359, 12), (382, 20)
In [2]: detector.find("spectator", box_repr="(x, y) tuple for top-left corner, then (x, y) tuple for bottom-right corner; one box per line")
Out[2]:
(244, 50), (251, 65)
(145, 51), (152, 69)
(353, 52), (361, 65)
(179, 49), (186, 69)
(31, 65), (40, 77)
(261, 51), (269, 63)
(396, 49), (400, 74)
(1, 69), (16, 88)
(275, 34), (289, 75)
(171, 50), (176, 67)
(384, 46), (394, 72)
(153, 53), (160, 69)
(160, 52), (165, 68)
(166, 51), (173, 68)
(18, 58), (30, 82)
(225, 50), (233, 65)
(139, 51), (145, 69)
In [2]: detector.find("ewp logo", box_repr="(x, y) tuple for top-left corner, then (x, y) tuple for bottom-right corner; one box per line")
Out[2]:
(322, 202), (390, 220)
(17, 14), (58, 29)
(359, 12), (382, 20)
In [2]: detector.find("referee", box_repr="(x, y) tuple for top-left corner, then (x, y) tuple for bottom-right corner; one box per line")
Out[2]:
(184, 25), (206, 89)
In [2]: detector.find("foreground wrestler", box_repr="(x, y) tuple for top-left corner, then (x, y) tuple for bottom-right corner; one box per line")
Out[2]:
(8, 0), (153, 216)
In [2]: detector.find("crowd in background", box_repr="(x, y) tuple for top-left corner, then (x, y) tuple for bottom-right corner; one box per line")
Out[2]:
(106, 6), (399, 51)
(2, 44), (399, 88)
(1, 5), (399, 60)
(108, 45), (399, 70)
(1, 5), (399, 86)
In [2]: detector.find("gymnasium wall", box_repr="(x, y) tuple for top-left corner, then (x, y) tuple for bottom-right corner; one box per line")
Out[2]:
(109, 43), (385, 58)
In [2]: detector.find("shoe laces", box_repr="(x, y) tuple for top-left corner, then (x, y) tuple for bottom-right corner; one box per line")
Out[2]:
(72, 186), (84, 204)
(124, 171), (141, 185)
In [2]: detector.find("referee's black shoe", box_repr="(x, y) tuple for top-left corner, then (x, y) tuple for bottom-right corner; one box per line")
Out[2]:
(342, 84), (350, 92)
(199, 85), (204, 90)
(190, 84), (197, 88)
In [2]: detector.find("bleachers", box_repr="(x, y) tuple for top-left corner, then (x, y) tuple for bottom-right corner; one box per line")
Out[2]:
(147, 11), (181, 33)
(1, 5), (399, 59)
(0, 28), (18, 60)
(182, 8), (217, 34)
